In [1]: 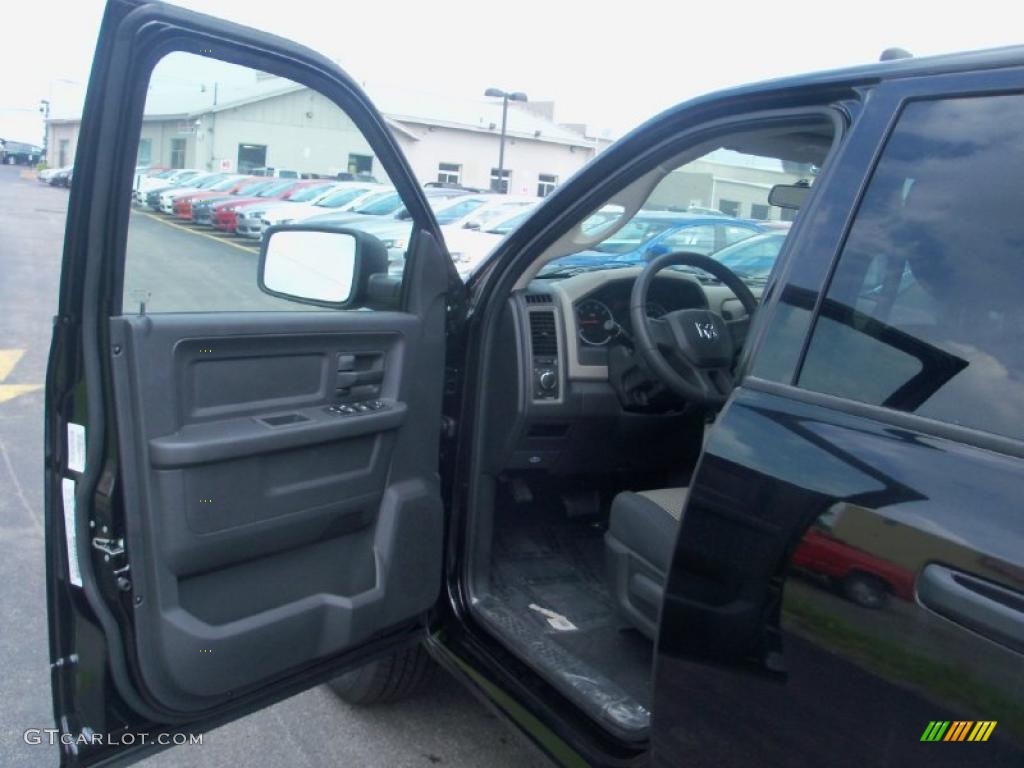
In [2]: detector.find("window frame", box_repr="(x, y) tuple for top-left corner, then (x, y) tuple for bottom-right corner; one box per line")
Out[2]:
(438, 162), (461, 185)
(794, 91), (1024, 443)
(742, 71), (1024, 458)
(490, 167), (511, 193)
(719, 199), (741, 216)
(169, 137), (186, 169)
(99, 33), (447, 318)
(347, 152), (373, 174)
(537, 173), (557, 197)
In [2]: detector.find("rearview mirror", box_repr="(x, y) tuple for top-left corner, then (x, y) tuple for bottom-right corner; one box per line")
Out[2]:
(768, 182), (811, 210)
(258, 225), (386, 308)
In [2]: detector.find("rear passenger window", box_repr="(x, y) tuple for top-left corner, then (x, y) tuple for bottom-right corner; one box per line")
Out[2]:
(798, 95), (1024, 441)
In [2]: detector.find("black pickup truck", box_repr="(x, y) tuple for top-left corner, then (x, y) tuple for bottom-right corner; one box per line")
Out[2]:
(43, 2), (1022, 766)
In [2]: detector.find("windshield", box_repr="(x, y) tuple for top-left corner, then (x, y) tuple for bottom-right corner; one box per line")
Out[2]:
(195, 175), (228, 189)
(528, 121), (832, 281)
(354, 191), (403, 215)
(257, 180), (296, 197)
(435, 198), (486, 225)
(287, 184), (333, 202)
(315, 187), (371, 208)
(235, 180), (272, 196)
(486, 209), (532, 235)
(209, 177), (242, 192)
(471, 203), (531, 228)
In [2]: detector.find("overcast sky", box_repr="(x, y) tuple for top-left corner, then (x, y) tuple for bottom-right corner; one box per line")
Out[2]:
(1, 0), (1020, 144)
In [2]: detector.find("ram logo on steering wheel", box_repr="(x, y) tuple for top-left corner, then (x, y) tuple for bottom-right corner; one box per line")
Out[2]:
(694, 321), (719, 341)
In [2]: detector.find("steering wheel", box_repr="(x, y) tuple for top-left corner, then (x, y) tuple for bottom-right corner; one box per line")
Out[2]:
(630, 251), (759, 407)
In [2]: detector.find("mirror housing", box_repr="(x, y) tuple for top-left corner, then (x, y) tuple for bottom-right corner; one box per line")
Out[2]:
(258, 225), (388, 308)
(768, 181), (811, 210)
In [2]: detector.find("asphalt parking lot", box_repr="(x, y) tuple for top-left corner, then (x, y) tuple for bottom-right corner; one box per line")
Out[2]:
(0, 164), (546, 768)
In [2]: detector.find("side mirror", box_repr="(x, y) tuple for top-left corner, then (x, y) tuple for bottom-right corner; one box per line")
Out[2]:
(463, 220), (481, 230)
(768, 182), (811, 210)
(646, 243), (670, 259)
(258, 225), (387, 308)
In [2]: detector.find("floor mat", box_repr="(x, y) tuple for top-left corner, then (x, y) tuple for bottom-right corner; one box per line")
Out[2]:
(480, 499), (654, 737)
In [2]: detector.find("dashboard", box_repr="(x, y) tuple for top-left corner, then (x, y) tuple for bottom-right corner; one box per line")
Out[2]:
(485, 266), (752, 476)
(569, 276), (708, 366)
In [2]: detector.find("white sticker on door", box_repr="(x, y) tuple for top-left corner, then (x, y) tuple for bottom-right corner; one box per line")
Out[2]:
(67, 423), (86, 474)
(61, 478), (83, 588)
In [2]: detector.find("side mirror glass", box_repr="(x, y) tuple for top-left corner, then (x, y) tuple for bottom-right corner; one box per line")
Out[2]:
(258, 226), (384, 307)
(768, 182), (811, 210)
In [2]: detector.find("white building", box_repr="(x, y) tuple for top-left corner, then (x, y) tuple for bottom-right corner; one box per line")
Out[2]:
(46, 76), (609, 198)
(648, 149), (814, 221)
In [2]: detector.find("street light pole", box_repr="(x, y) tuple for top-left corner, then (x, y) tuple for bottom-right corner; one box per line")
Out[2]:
(39, 99), (50, 164)
(484, 87), (527, 194)
(496, 93), (509, 192)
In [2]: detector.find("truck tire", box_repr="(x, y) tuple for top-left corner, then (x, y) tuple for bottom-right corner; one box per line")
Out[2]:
(327, 644), (434, 705)
(844, 572), (888, 609)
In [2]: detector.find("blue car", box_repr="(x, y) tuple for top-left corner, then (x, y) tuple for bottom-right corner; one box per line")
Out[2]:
(540, 211), (764, 273)
(705, 230), (788, 282)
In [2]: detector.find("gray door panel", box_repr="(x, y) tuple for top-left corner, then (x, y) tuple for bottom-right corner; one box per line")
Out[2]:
(108, 305), (445, 711)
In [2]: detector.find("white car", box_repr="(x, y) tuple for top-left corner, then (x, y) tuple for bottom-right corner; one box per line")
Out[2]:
(259, 182), (387, 231)
(157, 174), (245, 213)
(443, 206), (535, 276)
(38, 166), (72, 184)
(133, 168), (201, 205)
(373, 194), (537, 275)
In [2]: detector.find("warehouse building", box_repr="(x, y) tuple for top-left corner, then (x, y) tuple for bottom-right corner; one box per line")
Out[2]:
(45, 76), (608, 198)
(648, 150), (815, 221)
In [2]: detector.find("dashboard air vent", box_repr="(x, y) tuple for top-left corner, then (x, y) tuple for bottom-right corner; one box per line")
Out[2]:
(524, 293), (553, 304)
(529, 311), (558, 356)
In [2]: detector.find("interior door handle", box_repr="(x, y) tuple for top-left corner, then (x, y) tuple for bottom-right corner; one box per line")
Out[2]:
(918, 564), (1024, 654)
(336, 369), (384, 388)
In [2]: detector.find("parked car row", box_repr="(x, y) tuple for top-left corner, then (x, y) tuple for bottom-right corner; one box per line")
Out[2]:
(128, 164), (542, 276)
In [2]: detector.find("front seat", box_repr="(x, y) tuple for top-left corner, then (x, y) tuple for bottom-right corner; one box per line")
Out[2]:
(605, 487), (687, 640)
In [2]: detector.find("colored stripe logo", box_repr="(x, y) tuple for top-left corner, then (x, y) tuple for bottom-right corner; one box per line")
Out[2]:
(921, 721), (997, 742)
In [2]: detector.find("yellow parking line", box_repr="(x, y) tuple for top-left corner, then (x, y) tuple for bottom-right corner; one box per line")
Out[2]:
(0, 349), (25, 381)
(137, 211), (259, 254)
(0, 349), (41, 405)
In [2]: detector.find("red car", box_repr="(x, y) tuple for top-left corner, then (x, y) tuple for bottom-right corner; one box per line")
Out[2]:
(171, 175), (252, 219)
(790, 528), (916, 608)
(190, 178), (277, 225)
(211, 178), (305, 232)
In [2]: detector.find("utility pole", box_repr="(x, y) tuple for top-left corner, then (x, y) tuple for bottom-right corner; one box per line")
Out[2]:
(484, 88), (527, 193)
